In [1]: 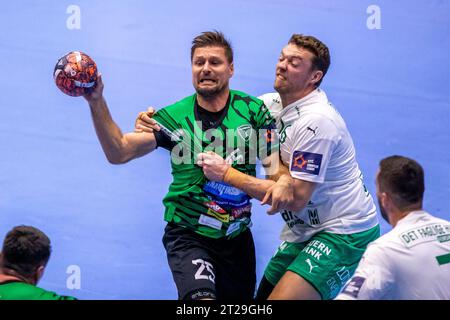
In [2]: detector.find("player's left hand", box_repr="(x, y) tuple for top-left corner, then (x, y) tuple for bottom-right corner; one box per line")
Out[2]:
(135, 107), (160, 133)
(197, 151), (230, 182)
(261, 174), (294, 214)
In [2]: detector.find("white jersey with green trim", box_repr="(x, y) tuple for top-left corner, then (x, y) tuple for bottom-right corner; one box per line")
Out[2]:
(336, 211), (450, 300)
(260, 89), (378, 242)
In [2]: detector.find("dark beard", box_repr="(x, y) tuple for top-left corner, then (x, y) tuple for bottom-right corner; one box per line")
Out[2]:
(196, 83), (227, 99)
(378, 199), (390, 224)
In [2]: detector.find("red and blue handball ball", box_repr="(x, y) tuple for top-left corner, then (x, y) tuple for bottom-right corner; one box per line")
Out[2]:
(54, 51), (98, 97)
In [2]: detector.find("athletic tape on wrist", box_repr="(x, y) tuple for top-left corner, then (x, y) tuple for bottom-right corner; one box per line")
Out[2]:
(223, 167), (244, 189)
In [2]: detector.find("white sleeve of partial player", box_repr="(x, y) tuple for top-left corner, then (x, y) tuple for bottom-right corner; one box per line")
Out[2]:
(288, 114), (338, 183)
(336, 244), (395, 300)
(258, 92), (277, 105)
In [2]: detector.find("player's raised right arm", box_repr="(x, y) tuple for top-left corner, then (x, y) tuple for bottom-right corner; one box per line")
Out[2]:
(84, 75), (157, 164)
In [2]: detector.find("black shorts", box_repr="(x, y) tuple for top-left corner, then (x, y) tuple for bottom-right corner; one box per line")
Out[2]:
(162, 223), (256, 300)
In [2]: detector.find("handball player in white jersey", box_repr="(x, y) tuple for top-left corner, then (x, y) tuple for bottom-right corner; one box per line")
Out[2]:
(337, 156), (450, 300)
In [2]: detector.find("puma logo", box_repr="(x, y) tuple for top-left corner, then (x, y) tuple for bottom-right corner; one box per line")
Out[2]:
(305, 258), (318, 273)
(307, 126), (318, 135)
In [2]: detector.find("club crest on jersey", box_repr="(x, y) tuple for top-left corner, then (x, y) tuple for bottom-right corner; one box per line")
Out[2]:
(291, 151), (322, 175)
(236, 124), (253, 142)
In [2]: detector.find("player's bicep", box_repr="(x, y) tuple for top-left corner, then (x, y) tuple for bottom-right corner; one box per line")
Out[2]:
(122, 131), (157, 161)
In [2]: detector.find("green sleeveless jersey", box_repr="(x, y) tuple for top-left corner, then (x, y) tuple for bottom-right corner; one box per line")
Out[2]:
(0, 281), (76, 300)
(153, 90), (277, 239)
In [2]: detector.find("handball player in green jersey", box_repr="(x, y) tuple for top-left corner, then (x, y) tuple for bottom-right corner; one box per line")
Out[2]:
(83, 31), (288, 300)
(0, 226), (76, 300)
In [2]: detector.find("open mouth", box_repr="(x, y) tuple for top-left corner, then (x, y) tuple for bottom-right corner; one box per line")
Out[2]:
(199, 78), (217, 84)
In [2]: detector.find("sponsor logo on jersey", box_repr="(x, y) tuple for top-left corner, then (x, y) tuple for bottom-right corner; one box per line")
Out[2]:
(198, 214), (222, 230)
(204, 181), (245, 198)
(308, 209), (320, 225)
(231, 204), (252, 219)
(204, 201), (226, 214)
(281, 210), (305, 229)
(204, 181), (251, 206)
(400, 223), (449, 248)
(206, 208), (229, 223)
(213, 197), (250, 208)
(290, 151), (322, 175)
(226, 217), (252, 236)
(438, 234), (450, 243)
(226, 221), (242, 236)
(306, 126), (318, 135)
(341, 276), (366, 298)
